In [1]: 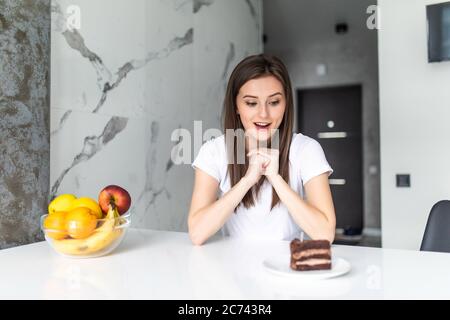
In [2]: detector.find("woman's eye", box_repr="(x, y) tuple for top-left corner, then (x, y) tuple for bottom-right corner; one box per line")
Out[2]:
(269, 100), (280, 106)
(245, 101), (257, 107)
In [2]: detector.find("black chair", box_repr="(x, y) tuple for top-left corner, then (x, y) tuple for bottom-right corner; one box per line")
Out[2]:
(420, 200), (450, 253)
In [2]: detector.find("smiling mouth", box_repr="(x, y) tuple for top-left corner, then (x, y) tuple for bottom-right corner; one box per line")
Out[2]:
(254, 122), (271, 130)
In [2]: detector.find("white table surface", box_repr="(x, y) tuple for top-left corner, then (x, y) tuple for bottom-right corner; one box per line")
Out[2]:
(0, 228), (449, 299)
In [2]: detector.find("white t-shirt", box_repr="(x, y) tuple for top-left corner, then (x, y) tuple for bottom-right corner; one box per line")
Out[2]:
(192, 133), (333, 241)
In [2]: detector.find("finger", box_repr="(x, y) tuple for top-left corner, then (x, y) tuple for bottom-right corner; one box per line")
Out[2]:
(256, 152), (271, 161)
(248, 148), (277, 157)
(270, 149), (280, 155)
(258, 149), (274, 158)
(259, 147), (279, 152)
(248, 155), (260, 164)
(257, 147), (270, 153)
(247, 150), (258, 157)
(247, 152), (261, 164)
(253, 155), (267, 165)
(259, 148), (279, 156)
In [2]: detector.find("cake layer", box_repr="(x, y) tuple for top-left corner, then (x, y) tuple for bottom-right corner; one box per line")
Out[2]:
(292, 248), (331, 260)
(294, 258), (331, 265)
(290, 239), (331, 253)
(290, 263), (332, 271)
(293, 254), (331, 262)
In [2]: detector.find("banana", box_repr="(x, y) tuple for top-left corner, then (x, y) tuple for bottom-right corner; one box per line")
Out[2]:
(51, 205), (125, 257)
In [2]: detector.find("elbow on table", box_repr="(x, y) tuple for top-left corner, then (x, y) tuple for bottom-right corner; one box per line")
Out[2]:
(188, 216), (204, 246)
(321, 221), (336, 244)
(189, 234), (205, 246)
(188, 226), (207, 246)
(310, 228), (335, 244)
(327, 228), (336, 244)
(327, 231), (336, 245)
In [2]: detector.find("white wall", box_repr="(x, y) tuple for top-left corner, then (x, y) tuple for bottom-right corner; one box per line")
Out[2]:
(379, 0), (450, 249)
(264, 0), (380, 229)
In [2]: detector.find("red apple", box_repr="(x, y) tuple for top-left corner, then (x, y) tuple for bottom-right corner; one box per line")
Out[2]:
(98, 185), (131, 215)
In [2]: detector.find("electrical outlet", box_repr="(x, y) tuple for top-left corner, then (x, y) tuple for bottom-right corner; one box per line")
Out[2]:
(396, 174), (410, 187)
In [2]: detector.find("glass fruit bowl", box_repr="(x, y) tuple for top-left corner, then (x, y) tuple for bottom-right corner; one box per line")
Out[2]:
(40, 211), (131, 258)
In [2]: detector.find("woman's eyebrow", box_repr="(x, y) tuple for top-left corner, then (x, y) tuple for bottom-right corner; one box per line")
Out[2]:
(268, 92), (282, 97)
(242, 92), (282, 99)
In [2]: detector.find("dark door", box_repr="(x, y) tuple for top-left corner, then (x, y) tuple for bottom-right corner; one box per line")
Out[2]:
(297, 85), (363, 234)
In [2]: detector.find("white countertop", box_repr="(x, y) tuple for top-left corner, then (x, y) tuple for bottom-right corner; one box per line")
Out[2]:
(1, 228), (449, 299)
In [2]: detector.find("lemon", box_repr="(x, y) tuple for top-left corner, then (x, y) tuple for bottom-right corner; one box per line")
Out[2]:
(48, 194), (76, 214)
(70, 197), (103, 219)
(44, 212), (68, 240)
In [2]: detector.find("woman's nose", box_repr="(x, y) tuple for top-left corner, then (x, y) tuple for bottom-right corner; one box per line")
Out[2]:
(258, 105), (269, 118)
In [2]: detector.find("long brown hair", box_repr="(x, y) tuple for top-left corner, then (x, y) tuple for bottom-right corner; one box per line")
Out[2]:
(222, 54), (294, 210)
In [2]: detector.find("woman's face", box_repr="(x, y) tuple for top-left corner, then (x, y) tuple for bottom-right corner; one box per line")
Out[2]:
(236, 75), (286, 143)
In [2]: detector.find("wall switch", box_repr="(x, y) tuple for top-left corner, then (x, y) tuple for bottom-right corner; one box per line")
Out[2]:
(396, 174), (410, 187)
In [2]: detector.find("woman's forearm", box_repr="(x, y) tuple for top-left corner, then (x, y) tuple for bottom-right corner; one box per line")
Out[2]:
(188, 177), (254, 245)
(268, 174), (335, 242)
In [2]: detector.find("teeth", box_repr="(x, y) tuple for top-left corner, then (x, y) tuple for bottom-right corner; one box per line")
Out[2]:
(255, 122), (270, 126)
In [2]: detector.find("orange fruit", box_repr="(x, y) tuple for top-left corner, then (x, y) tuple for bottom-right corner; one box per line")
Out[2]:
(70, 197), (103, 219)
(43, 212), (68, 240)
(65, 207), (97, 239)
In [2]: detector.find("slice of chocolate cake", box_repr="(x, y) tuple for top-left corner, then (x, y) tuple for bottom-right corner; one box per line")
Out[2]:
(290, 239), (332, 271)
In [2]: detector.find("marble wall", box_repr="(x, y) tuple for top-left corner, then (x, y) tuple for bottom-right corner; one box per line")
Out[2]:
(0, 0), (51, 249)
(50, 0), (262, 232)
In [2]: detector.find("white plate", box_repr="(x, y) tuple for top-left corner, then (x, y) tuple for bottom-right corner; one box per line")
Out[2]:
(263, 255), (351, 280)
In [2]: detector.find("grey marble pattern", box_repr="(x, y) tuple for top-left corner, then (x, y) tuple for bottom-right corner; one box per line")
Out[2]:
(0, 0), (51, 249)
(222, 42), (235, 80)
(137, 121), (173, 212)
(90, 28), (193, 114)
(193, 0), (214, 13)
(50, 116), (128, 198)
(50, 109), (71, 136)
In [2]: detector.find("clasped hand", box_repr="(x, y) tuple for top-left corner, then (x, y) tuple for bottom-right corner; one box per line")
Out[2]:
(244, 148), (279, 185)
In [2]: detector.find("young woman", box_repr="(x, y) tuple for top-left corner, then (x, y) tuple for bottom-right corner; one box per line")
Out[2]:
(188, 54), (336, 245)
